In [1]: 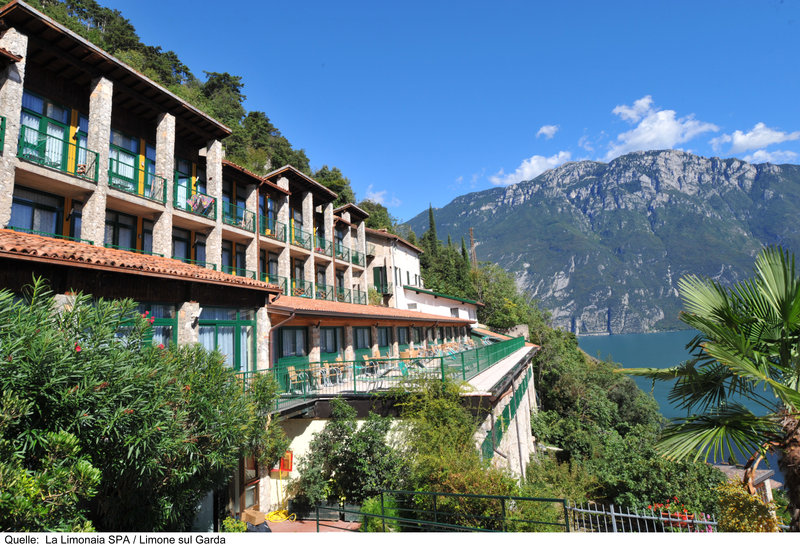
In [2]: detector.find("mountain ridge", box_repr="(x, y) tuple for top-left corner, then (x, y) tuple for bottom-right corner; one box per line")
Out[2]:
(404, 150), (800, 334)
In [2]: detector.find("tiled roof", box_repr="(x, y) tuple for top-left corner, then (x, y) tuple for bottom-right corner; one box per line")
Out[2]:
(364, 227), (423, 253)
(471, 327), (513, 341)
(270, 295), (473, 324)
(0, 229), (281, 293)
(262, 165), (337, 200)
(333, 203), (370, 220)
(403, 285), (483, 306)
(222, 160), (290, 195)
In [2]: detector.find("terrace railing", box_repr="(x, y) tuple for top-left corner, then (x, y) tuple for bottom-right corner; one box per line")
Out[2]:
(8, 225), (93, 245)
(173, 178), (216, 220)
(335, 242), (351, 262)
(261, 273), (288, 295)
(104, 243), (163, 257)
(290, 226), (313, 250)
(366, 243), (376, 256)
(351, 249), (365, 266)
(372, 282), (393, 295)
(222, 265), (257, 279)
(222, 201), (256, 232)
(314, 235), (333, 256)
(315, 283), (335, 301)
(260, 216), (287, 243)
(108, 158), (166, 204)
(335, 286), (351, 303)
(352, 289), (367, 305)
(290, 278), (314, 298)
(18, 125), (99, 182)
(172, 256), (217, 270)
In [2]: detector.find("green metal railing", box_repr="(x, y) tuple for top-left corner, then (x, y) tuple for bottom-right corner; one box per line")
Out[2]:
(104, 243), (163, 257)
(222, 201), (256, 232)
(352, 289), (367, 305)
(272, 336), (526, 401)
(335, 242), (351, 262)
(366, 243), (376, 256)
(315, 283), (335, 301)
(0, 116), (6, 153)
(173, 177), (216, 220)
(314, 235), (333, 256)
(222, 265), (257, 279)
(289, 225), (313, 250)
(18, 125), (99, 182)
(7, 225), (93, 245)
(172, 256), (217, 270)
(290, 278), (314, 298)
(261, 273), (288, 295)
(351, 249), (365, 266)
(480, 365), (533, 461)
(260, 216), (286, 242)
(335, 286), (351, 303)
(108, 158), (166, 204)
(372, 282), (393, 295)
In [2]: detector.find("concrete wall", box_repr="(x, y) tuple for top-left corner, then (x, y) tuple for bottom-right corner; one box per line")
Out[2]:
(403, 288), (479, 322)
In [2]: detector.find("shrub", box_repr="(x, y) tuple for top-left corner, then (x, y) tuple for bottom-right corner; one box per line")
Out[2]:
(715, 482), (780, 532)
(220, 517), (247, 532)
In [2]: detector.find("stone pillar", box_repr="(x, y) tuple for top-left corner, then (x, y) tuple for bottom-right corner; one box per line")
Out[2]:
(370, 325), (379, 357)
(0, 28), (27, 227)
(81, 76), (113, 246)
(205, 139), (223, 268)
(357, 221), (366, 261)
(309, 325), (321, 362)
(391, 326), (399, 357)
(323, 202), (334, 285)
(276, 191), (290, 282)
(344, 326), (354, 361)
(256, 303), (271, 370)
(302, 192), (314, 284)
(152, 113), (175, 257)
(245, 183), (259, 276)
(178, 301), (200, 345)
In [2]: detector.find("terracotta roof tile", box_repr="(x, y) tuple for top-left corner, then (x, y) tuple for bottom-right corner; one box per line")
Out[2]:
(0, 229), (281, 293)
(270, 295), (473, 324)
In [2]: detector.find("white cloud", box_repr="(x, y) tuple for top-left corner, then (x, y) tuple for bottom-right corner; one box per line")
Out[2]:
(713, 122), (800, 154)
(536, 125), (559, 139)
(742, 149), (798, 164)
(606, 96), (718, 160)
(489, 151), (571, 186)
(365, 184), (401, 207)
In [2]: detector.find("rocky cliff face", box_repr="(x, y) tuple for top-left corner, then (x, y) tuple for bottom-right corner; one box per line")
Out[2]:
(405, 150), (800, 334)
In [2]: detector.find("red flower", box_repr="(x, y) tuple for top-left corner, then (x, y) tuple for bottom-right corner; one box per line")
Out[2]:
(74, 343), (82, 352)
(149, 318), (155, 324)
(157, 343), (165, 349)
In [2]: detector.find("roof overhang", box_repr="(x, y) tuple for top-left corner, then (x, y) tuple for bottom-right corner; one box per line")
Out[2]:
(263, 165), (337, 201)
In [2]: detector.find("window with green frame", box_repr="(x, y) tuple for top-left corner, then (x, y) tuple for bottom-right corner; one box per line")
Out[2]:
(104, 210), (137, 250)
(138, 303), (177, 347)
(109, 129), (139, 192)
(20, 90), (72, 171)
(320, 326), (343, 358)
(354, 326), (371, 350)
(279, 327), (307, 359)
(397, 327), (409, 347)
(414, 327), (424, 344)
(377, 326), (393, 350)
(198, 307), (255, 371)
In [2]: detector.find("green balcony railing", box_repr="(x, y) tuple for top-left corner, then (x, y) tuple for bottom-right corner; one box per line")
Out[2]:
(372, 282), (393, 295)
(260, 216), (286, 243)
(8, 225), (93, 245)
(352, 289), (367, 305)
(366, 243), (376, 256)
(173, 176), (216, 220)
(222, 201), (256, 232)
(172, 256), (217, 270)
(108, 158), (167, 204)
(289, 225), (312, 250)
(261, 273), (288, 295)
(290, 278), (314, 298)
(222, 265), (257, 279)
(314, 235), (333, 257)
(335, 286), (351, 303)
(0, 116), (6, 153)
(104, 243), (163, 257)
(335, 243), (351, 262)
(18, 125), (99, 182)
(315, 283), (335, 301)
(351, 249), (365, 266)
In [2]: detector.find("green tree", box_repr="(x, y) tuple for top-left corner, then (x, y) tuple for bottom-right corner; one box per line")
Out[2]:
(313, 166), (356, 206)
(625, 247), (800, 530)
(0, 279), (288, 531)
(358, 199), (397, 231)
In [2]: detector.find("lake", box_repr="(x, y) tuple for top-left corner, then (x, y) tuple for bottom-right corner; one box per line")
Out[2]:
(578, 329), (784, 483)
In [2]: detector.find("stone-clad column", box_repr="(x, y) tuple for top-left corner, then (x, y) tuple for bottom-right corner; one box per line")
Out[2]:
(357, 221), (366, 259)
(0, 28), (28, 228)
(391, 326), (399, 357)
(309, 325), (321, 362)
(177, 301), (200, 345)
(245, 183), (258, 276)
(370, 325), (379, 357)
(256, 303), (271, 369)
(205, 139), (223, 268)
(302, 191), (314, 284)
(323, 202), (334, 285)
(152, 112), (175, 257)
(276, 178), (290, 284)
(81, 76), (113, 246)
(344, 326), (354, 361)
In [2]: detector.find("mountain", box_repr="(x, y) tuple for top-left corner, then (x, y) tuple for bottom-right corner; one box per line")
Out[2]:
(404, 150), (800, 334)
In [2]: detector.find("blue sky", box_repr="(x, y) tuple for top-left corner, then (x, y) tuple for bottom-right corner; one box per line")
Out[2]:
(102, 0), (800, 221)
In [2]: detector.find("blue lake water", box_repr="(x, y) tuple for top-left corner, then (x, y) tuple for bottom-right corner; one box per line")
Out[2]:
(578, 330), (784, 484)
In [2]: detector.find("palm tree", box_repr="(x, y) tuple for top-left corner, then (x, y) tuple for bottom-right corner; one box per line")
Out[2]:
(626, 247), (800, 530)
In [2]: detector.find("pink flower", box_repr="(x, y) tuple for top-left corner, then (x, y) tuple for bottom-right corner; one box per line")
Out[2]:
(157, 343), (165, 349)
(149, 318), (155, 324)
(74, 343), (82, 352)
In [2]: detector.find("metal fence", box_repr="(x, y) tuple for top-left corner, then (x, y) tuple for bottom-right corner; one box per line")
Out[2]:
(567, 502), (717, 532)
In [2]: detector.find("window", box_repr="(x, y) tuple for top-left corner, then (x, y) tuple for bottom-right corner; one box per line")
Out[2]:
(446, 327), (453, 339)
(20, 90), (71, 172)
(407, 271), (410, 285)
(199, 308), (255, 371)
(10, 186), (63, 235)
(173, 228), (191, 260)
(451, 307), (460, 318)
(320, 327), (343, 356)
(397, 327), (409, 346)
(268, 253), (279, 276)
(377, 326), (393, 348)
(222, 240), (233, 270)
(105, 210), (137, 250)
(69, 201), (83, 240)
(407, 303), (417, 310)
(139, 303), (176, 347)
(279, 327), (307, 358)
(109, 129), (139, 192)
(142, 220), (154, 254)
(195, 234), (207, 265)
(414, 327), (424, 343)
(354, 327), (371, 349)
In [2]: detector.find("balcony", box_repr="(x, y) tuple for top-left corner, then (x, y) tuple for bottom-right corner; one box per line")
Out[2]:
(372, 282), (393, 295)
(172, 256), (217, 270)
(335, 243), (351, 262)
(289, 226), (312, 251)
(260, 216), (286, 243)
(8, 225), (93, 245)
(315, 283), (335, 301)
(108, 158), (167, 204)
(335, 286), (351, 303)
(261, 273), (288, 295)
(222, 265), (257, 279)
(173, 177), (216, 220)
(104, 243), (163, 257)
(221, 201), (256, 232)
(314, 235), (333, 257)
(290, 278), (314, 298)
(351, 249), (365, 266)
(18, 125), (99, 183)
(352, 289), (367, 305)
